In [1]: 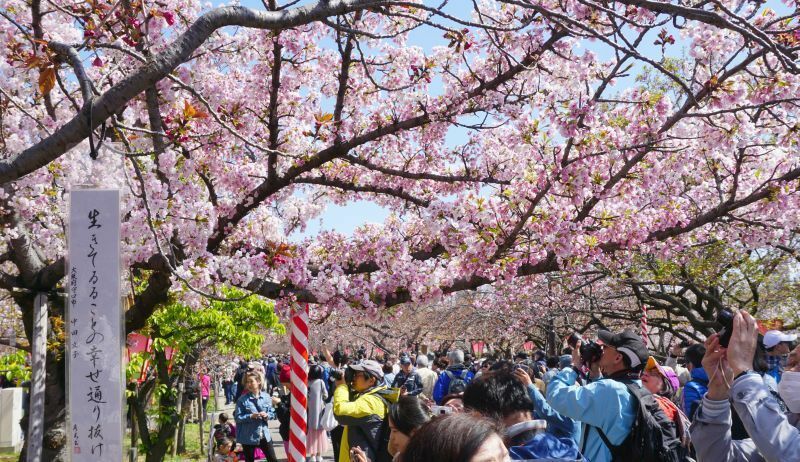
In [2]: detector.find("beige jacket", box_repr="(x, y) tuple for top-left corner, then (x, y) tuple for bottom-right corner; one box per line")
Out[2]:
(415, 367), (438, 400)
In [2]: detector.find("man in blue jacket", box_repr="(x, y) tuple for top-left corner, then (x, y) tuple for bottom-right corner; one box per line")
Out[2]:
(433, 349), (474, 404)
(462, 368), (584, 460)
(391, 355), (423, 395)
(547, 329), (650, 462)
(682, 343), (708, 419)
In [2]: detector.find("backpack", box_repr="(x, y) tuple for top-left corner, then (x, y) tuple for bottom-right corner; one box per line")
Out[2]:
(363, 390), (393, 462)
(370, 413), (393, 462)
(185, 378), (200, 400)
(592, 382), (685, 462)
(445, 369), (469, 395)
(275, 396), (291, 440)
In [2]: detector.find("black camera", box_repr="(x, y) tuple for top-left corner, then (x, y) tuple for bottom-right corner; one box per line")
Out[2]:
(330, 368), (344, 382)
(514, 363), (533, 376)
(580, 341), (603, 365)
(344, 366), (355, 385)
(716, 309), (735, 347)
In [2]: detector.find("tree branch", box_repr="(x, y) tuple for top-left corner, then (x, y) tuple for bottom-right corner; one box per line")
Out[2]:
(0, 1), (392, 186)
(267, 0), (283, 183)
(294, 176), (430, 206)
(49, 42), (93, 107)
(341, 154), (511, 185)
(206, 31), (565, 252)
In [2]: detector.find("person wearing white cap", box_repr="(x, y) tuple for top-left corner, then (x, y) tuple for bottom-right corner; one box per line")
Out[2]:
(764, 329), (797, 384)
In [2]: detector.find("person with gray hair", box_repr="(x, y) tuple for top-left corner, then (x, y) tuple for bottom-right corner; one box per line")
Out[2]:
(414, 354), (438, 399)
(433, 349), (475, 404)
(448, 349), (465, 365)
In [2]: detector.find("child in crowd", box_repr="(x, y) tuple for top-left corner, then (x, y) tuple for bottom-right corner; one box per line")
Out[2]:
(213, 412), (236, 449)
(213, 437), (236, 462)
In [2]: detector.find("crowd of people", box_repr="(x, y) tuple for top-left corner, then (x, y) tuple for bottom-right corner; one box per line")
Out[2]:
(214, 309), (799, 462)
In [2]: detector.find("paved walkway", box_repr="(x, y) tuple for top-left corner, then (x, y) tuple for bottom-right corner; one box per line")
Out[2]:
(212, 403), (334, 462)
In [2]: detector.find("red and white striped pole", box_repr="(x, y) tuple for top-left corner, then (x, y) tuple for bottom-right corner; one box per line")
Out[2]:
(288, 304), (309, 462)
(640, 303), (649, 347)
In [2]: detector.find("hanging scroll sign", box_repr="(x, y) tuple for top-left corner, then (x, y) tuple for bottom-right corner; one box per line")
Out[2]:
(67, 189), (123, 461)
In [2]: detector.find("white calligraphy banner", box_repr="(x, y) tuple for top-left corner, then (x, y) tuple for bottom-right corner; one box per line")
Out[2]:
(67, 189), (122, 462)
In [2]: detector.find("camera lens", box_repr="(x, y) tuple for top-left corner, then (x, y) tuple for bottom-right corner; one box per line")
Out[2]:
(717, 309), (735, 347)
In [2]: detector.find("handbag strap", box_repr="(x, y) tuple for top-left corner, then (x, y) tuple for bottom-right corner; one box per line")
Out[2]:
(250, 393), (265, 413)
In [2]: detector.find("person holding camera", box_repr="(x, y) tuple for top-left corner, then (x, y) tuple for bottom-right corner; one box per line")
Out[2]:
(333, 359), (399, 462)
(689, 310), (800, 461)
(233, 371), (279, 462)
(546, 329), (650, 462)
(462, 368), (583, 460)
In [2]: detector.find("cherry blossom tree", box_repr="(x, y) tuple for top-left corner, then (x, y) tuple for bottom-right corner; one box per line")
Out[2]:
(1, 0), (799, 460)
(308, 291), (521, 356)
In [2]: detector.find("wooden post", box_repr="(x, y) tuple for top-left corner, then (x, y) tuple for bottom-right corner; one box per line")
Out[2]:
(198, 397), (205, 455)
(172, 382), (184, 457)
(26, 293), (47, 462)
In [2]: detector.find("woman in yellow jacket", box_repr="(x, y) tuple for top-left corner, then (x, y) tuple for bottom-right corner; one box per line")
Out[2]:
(333, 360), (399, 462)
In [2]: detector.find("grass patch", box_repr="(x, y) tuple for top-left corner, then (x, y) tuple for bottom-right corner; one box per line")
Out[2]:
(123, 421), (212, 461)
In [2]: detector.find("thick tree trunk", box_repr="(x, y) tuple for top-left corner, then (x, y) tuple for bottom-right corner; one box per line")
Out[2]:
(144, 432), (174, 462)
(132, 350), (182, 462)
(131, 348), (200, 461)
